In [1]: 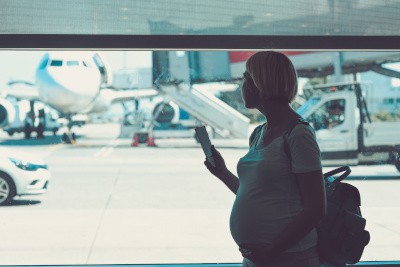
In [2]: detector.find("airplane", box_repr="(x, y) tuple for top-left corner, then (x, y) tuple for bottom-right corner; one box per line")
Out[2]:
(0, 51), (161, 143)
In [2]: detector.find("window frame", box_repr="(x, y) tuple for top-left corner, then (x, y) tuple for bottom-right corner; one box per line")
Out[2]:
(0, 34), (400, 50)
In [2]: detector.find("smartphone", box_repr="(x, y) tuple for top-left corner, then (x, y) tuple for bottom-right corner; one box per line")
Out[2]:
(195, 126), (215, 167)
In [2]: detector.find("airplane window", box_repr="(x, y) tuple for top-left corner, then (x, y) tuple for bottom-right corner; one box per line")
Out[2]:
(0, 50), (399, 266)
(49, 60), (63, 66)
(66, 60), (79, 66)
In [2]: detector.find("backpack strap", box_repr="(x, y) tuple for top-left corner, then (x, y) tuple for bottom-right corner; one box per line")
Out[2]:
(283, 117), (309, 161)
(324, 166), (351, 184)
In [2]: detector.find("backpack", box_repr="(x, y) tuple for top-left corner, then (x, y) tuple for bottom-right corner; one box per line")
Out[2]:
(282, 118), (371, 266)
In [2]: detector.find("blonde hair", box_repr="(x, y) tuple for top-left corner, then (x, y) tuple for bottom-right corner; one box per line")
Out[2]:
(246, 51), (298, 103)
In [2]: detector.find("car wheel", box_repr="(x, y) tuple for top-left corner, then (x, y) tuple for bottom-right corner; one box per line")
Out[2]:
(391, 151), (400, 173)
(395, 158), (400, 173)
(36, 123), (45, 139)
(0, 172), (16, 206)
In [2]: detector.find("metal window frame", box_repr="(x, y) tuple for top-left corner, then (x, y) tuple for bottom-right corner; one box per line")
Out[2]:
(0, 34), (399, 50)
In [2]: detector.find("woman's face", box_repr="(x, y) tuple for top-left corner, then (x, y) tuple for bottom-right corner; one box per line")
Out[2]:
(241, 71), (260, 109)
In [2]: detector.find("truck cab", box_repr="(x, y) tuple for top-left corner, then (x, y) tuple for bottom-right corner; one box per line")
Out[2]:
(297, 82), (400, 172)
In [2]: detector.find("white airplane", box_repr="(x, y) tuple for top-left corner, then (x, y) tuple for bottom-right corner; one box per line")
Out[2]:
(0, 51), (160, 142)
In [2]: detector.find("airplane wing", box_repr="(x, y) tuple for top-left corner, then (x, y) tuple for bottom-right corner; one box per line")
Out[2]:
(105, 88), (159, 103)
(4, 80), (41, 101)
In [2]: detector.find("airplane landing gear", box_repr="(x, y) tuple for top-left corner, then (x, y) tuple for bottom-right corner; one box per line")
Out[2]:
(36, 122), (45, 139)
(23, 123), (32, 139)
(62, 132), (77, 144)
(61, 117), (77, 144)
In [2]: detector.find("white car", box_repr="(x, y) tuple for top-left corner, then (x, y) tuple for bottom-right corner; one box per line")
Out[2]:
(0, 147), (50, 205)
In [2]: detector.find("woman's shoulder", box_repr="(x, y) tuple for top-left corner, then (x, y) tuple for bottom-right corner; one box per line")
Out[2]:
(288, 122), (316, 138)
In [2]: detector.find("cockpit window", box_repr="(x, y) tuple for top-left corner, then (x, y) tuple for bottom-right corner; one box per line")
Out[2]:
(50, 60), (63, 66)
(66, 60), (79, 66)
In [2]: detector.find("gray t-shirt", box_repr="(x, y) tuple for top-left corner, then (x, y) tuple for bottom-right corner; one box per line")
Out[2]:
(229, 123), (322, 252)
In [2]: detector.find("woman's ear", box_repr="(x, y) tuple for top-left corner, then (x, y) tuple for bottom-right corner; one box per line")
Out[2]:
(247, 77), (259, 94)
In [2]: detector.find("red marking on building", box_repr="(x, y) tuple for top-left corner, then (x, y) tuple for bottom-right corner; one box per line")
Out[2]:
(229, 51), (313, 63)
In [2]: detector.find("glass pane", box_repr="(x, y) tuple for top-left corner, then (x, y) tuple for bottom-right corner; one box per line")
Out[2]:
(0, 50), (399, 265)
(0, 0), (400, 35)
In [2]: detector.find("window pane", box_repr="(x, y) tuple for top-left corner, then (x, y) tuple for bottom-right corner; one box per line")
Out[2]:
(0, 1), (399, 35)
(0, 50), (399, 265)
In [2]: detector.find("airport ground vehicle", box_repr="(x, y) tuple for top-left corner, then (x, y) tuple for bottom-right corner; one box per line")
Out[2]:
(2, 99), (62, 138)
(298, 82), (400, 172)
(4, 113), (62, 138)
(0, 147), (50, 205)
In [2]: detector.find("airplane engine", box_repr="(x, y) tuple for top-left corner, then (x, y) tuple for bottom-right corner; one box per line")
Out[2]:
(153, 101), (180, 125)
(0, 98), (16, 128)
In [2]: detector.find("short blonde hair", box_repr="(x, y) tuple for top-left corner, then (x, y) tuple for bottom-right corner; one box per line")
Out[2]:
(246, 51), (298, 103)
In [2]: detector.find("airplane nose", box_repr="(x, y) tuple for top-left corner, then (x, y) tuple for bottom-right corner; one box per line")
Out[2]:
(50, 69), (100, 95)
(37, 68), (101, 113)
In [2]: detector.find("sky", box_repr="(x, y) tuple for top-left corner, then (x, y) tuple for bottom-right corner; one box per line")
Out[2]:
(0, 51), (152, 88)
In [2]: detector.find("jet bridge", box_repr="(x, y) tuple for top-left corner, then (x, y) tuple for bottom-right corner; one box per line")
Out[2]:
(156, 82), (250, 138)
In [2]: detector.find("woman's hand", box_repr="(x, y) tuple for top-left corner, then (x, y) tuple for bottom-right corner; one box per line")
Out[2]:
(204, 145), (228, 179)
(239, 243), (274, 265)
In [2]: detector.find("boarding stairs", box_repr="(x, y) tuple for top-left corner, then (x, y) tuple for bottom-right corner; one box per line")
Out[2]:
(155, 82), (250, 138)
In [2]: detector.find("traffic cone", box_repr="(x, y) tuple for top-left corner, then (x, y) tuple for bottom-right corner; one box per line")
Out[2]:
(132, 132), (139, 147)
(146, 131), (157, 147)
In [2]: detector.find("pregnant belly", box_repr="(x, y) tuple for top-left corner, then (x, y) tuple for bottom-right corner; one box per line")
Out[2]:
(229, 197), (295, 245)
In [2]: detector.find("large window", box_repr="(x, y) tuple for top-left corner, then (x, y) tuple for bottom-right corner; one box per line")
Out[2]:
(1, 1), (400, 50)
(0, 2), (400, 267)
(1, 1), (399, 36)
(0, 50), (399, 265)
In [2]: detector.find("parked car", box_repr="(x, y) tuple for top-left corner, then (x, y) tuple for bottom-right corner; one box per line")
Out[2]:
(0, 147), (50, 205)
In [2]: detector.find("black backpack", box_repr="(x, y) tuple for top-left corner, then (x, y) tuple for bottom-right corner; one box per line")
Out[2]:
(283, 118), (370, 266)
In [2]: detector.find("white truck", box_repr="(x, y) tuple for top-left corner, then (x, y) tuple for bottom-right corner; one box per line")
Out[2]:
(297, 82), (400, 172)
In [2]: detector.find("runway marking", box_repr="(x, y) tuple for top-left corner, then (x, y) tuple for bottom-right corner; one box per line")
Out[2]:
(94, 138), (121, 158)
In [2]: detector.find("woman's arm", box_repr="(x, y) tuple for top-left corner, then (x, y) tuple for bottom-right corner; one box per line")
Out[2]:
(204, 146), (239, 195)
(217, 169), (239, 195)
(267, 169), (326, 255)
